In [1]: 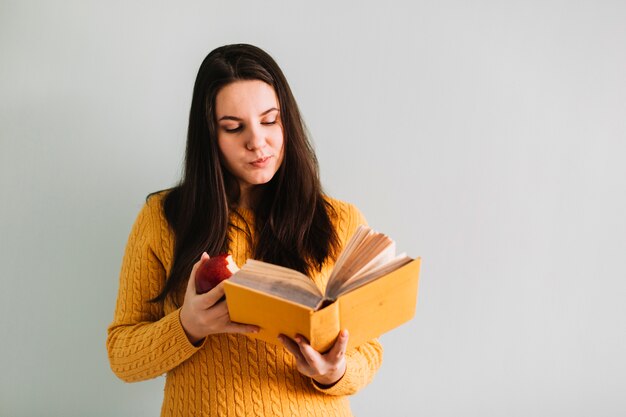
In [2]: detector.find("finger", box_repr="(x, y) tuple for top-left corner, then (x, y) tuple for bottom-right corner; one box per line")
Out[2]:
(209, 302), (260, 333)
(198, 281), (226, 308)
(206, 299), (230, 318)
(186, 252), (210, 297)
(326, 329), (349, 361)
(279, 335), (304, 361)
(222, 322), (260, 334)
(295, 334), (321, 369)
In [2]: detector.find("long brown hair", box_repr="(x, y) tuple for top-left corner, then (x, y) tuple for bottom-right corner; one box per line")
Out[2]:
(151, 44), (339, 304)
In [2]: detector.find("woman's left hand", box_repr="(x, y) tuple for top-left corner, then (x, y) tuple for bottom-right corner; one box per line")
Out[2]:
(279, 329), (349, 387)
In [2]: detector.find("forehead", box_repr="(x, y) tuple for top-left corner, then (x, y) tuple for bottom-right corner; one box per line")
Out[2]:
(215, 80), (279, 116)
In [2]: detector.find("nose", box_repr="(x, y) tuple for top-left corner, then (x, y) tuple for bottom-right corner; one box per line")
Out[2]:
(245, 125), (267, 151)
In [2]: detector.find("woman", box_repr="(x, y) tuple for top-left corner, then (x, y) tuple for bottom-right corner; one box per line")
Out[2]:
(107, 44), (383, 417)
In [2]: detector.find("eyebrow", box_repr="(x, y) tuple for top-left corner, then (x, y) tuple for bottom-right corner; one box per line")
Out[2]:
(218, 107), (279, 122)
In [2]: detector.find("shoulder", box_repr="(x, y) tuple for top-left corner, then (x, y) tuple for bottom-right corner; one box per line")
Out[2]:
(128, 189), (173, 248)
(323, 195), (368, 243)
(145, 189), (169, 211)
(324, 195), (367, 225)
(139, 190), (169, 226)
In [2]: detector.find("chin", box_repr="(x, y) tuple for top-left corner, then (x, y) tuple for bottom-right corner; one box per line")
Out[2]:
(246, 170), (278, 185)
(250, 175), (275, 185)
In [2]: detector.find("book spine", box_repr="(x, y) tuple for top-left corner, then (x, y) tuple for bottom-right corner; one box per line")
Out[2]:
(309, 301), (340, 352)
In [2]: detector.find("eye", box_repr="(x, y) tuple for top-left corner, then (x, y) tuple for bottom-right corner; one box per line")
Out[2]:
(223, 125), (243, 133)
(261, 120), (277, 126)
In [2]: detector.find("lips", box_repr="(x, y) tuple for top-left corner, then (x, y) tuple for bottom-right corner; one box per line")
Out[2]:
(250, 156), (272, 168)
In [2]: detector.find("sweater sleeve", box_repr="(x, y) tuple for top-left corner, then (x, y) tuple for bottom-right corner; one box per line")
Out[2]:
(106, 196), (201, 383)
(313, 339), (384, 396)
(312, 200), (384, 396)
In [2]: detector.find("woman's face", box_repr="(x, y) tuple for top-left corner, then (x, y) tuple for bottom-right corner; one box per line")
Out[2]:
(215, 80), (284, 197)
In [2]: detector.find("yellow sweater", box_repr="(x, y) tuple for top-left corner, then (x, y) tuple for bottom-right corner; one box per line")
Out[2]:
(107, 192), (383, 417)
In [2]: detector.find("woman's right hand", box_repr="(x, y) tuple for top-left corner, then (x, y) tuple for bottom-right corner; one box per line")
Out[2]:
(179, 253), (259, 345)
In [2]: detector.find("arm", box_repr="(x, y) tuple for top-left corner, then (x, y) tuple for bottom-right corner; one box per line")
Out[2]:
(106, 197), (201, 382)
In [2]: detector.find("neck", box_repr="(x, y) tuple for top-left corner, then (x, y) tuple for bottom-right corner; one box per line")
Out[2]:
(237, 184), (260, 210)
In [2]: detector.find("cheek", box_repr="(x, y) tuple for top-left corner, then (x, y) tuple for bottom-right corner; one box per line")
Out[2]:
(273, 128), (285, 153)
(276, 140), (285, 166)
(216, 134), (226, 153)
(217, 137), (237, 160)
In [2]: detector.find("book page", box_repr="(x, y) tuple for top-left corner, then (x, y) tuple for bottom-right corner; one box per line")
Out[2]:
(326, 225), (371, 282)
(334, 254), (413, 297)
(333, 236), (395, 282)
(325, 226), (396, 298)
(228, 260), (323, 309)
(228, 273), (323, 309)
(327, 243), (396, 296)
(240, 260), (321, 289)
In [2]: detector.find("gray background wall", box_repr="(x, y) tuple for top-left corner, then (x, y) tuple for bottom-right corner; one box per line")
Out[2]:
(1, 1), (625, 416)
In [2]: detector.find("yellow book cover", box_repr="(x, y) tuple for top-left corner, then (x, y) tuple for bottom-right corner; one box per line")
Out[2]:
(223, 226), (421, 352)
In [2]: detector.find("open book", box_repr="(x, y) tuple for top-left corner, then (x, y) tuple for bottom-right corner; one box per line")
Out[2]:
(223, 225), (421, 352)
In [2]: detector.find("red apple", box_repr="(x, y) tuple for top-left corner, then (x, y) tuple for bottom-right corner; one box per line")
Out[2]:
(195, 253), (239, 294)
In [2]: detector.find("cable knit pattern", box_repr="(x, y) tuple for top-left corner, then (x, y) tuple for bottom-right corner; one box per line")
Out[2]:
(245, 339), (264, 414)
(106, 192), (383, 416)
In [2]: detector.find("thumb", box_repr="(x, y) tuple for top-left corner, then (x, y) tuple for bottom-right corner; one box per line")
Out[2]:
(186, 252), (210, 296)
